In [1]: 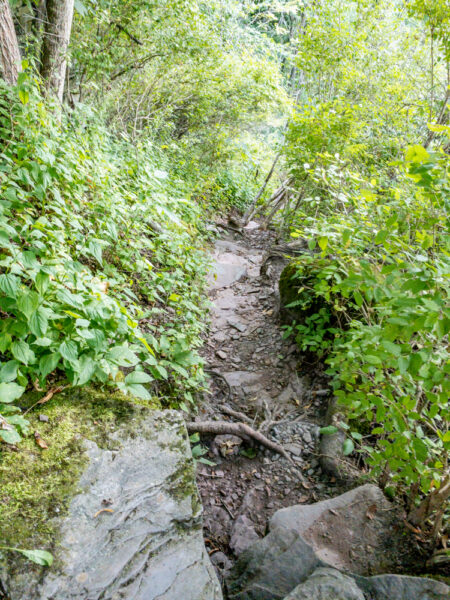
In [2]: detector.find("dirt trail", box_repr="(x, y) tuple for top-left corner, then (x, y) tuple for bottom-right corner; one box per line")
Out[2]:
(194, 222), (346, 579)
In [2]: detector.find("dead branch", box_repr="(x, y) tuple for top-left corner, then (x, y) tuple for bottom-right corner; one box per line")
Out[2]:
(186, 420), (294, 464)
(113, 22), (143, 45)
(243, 151), (281, 225)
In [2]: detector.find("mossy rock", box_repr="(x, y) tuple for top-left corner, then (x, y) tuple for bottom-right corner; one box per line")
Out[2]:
(0, 386), (161, 555)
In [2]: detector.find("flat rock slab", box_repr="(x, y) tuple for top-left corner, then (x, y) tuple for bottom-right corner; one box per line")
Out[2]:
(221, 371), (267, 389)
(209, 262), (247, 289)
(6, 411), (222, 600)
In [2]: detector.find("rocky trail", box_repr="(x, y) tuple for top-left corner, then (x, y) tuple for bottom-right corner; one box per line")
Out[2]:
(191, 222), (448, 599)
(194, 223), (341, 565)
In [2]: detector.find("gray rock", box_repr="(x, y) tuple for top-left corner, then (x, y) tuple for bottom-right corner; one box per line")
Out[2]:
(210, 262), (247, 289)
(5, 411), (222, 600)
(227, 318), (247, 332)
(355, 573), (450, 600)
(227, 485), (450, 600)
(285, 568), (365, 600)
(210, 551), (232, 572)
(227, 526), (323, 599)
(269, 484), (393, 573)
(229, 515), (260, 556)
(284, 443), (302, 457)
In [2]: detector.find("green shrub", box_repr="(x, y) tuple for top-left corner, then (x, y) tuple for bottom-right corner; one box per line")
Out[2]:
(285, 142), (450, 521)
(0, 79), (210, 444)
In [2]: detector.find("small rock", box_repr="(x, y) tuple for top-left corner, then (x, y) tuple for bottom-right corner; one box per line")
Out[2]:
(227, 318), (247, 333)
(229, 515), (260, 556)
(302, 430), (312, 445)
(38, 414), (49, 423)
(216, 350), (227, 360)
(213, 435), (242, 458)
(285, 443), (302, 457)
(210, 551), (232, 571)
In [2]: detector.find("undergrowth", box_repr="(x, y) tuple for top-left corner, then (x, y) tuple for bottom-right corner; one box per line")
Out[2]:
(0, 79), (212, 445)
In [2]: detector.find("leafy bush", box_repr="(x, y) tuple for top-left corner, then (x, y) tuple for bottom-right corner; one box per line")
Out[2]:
(0, 79), (210, 444)
(285, 142), (449, 522)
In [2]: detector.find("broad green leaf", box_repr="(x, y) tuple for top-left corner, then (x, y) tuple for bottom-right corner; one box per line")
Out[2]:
(0, 274), (20, 298)
(15, 548), (53, 566)
(0, 360), (19, 383)
(29, 308), (49, 337)
(318, 236), (328, 252)
(39, 353), (60, 379)
(0, 428), (22, 444)
(319, 425), (339, 435)
(364, 355), (382, 365)
(59, 340), (78, 363)
(125, 371), (152, 384)
(17, 291), (39, 319)
(0, 382), (25, 403)
(343, 438), (355, 456)
(107, 345), (139, 367)
(76, 355), (96, 386)
(125, 383), (151, 399)
(11, 341), (35, 365)
(35, 272), (50, 295)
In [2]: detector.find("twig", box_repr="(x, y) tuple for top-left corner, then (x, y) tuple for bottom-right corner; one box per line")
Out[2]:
(220, 498), (235, 519)
(113, 22), (143, 45)
(23, 385), (68, 416)
(186, 420), (294, 464)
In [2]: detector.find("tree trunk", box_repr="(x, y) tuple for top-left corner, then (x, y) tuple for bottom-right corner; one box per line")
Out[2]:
(40, 0), (74, 101)
(0, 0), (21, 85)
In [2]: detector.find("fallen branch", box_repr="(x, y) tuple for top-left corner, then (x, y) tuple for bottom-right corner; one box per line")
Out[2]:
(186, 420), (294, 464)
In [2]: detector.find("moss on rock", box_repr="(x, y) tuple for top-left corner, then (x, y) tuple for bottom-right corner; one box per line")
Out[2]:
(0, 386), (161, 554)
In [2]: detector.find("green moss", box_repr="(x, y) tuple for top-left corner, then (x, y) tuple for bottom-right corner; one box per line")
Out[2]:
(0, 385), (161, 554)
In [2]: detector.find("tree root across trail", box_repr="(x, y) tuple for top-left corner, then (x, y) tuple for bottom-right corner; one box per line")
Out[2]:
(186, 421), (295, 465)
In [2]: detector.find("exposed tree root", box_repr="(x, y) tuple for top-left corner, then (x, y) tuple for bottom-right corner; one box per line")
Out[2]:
(186, 420), (295, 464)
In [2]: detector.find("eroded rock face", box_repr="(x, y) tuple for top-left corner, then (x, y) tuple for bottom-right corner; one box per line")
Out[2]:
(227, 485), (450, 600)
(5, 411), (222, 600)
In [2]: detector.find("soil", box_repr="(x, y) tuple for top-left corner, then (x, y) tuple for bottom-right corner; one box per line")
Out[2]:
(192, 220), (430, 592)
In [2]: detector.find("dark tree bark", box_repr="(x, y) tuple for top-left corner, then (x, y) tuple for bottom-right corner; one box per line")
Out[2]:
(0, 0), (21, 85)
(40, 0), (74, 101)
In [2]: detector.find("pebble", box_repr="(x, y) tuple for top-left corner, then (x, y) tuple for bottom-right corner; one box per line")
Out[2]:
(38, 414), (49, 423)
(303, 430), (313, 444)
(216, 350), (227, 360)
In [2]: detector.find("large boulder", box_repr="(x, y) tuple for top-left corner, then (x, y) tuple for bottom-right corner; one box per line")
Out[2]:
(269, 484), (394, 574)
(4, 410), (222, 600)
(227, 485), (449, 600)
